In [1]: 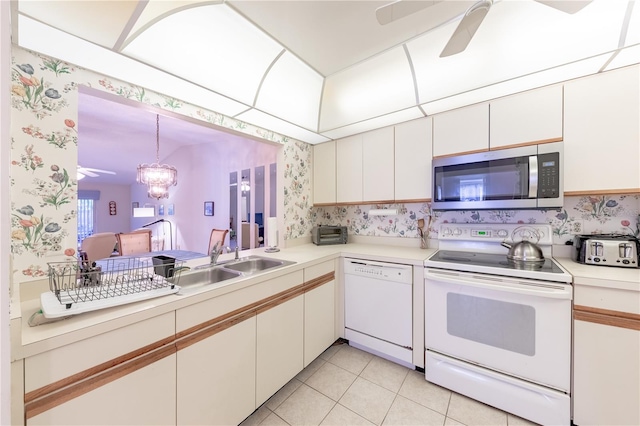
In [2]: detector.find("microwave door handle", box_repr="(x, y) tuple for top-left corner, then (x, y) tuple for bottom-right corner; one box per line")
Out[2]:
(528, 155), (538, 198)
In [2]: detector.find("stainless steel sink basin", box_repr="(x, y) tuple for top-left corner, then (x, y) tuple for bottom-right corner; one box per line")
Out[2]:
(221, 255), (295, 275)
(174, 266), (242, 287)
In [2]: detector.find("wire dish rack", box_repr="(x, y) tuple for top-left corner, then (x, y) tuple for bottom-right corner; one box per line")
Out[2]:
(41, 256), (183, 318)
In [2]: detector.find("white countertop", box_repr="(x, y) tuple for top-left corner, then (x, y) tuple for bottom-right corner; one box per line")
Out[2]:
(14, 242), (435, 360)
(553, 257), (640, 292)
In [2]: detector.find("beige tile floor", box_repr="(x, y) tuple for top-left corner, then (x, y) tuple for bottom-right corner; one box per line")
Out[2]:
(241, 343), (539, 426)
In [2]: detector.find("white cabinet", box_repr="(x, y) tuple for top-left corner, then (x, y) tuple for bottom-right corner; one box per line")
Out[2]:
(303, 260), (336, 366)
(313, 140), (336, 204)
(362, 127), (395, 202)
(256, 294), (304, 406)
(24, 313), (176, 425)
(394, 117), (432, 201)
(176, 315), (256, 426)
(573, 282), (640, 425)
(336, 134), (363, 203)
(433, 103), (489, 157)
(564, 65), (640, 194)
(490, 85), (563, 149)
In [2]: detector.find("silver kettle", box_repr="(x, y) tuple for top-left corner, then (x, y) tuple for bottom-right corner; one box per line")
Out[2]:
(501, 227), (545, 263)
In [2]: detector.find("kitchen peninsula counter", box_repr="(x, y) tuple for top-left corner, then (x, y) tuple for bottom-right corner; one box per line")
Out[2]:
(13, 242), (435, 360)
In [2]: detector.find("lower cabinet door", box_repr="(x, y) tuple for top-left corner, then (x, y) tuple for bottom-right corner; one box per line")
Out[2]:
(256, 294), (304, 407)
(573, 318), (640, 426)
(28, 354), (177, 426)
(304, 280), (335, 366)
(177, 315), (257, 425)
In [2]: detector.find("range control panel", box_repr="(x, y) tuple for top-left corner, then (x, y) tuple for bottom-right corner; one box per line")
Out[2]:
(437, 223), (553, 245)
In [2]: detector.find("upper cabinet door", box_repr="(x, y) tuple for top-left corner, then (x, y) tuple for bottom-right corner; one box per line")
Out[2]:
(433, 103), (489, 157)
(564, 65), (640, 194)
(336, 134), (363, 203)
(490, 85), (563, 150)
(394, 117), (433, 201)
(313, 141), (336, 205)
(363, 127), (395, 203)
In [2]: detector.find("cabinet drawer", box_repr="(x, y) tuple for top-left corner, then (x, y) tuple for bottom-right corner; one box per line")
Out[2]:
(24, 312), (175, 392)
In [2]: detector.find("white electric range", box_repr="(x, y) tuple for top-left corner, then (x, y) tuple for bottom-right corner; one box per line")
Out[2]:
(424, 223), (572, 426)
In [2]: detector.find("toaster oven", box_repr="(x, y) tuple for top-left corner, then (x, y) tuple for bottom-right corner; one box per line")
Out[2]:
(312, 226), (348, 245)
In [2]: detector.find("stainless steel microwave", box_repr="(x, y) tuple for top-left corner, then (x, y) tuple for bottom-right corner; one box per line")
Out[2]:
(432, 142), (563, 210)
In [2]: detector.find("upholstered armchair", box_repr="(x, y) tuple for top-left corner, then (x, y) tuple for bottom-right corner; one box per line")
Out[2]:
(80, 232), (117, 263)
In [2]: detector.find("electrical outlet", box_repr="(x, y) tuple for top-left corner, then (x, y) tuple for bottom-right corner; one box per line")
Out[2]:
(570, 220), (584, 235)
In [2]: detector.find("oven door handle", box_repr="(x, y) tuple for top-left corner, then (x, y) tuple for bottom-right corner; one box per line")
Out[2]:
(425, 270), (572, 300)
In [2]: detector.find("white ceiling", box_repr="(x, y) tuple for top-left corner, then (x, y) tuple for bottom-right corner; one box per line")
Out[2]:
(14, 0), (640, 145)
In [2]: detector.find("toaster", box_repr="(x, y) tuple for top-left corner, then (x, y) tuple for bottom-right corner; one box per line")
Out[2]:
(571, 234), (639, 268)
(312, 225), (348, 245)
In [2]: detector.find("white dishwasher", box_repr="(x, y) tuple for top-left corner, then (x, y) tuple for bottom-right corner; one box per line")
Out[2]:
(344, 258), (413, 367)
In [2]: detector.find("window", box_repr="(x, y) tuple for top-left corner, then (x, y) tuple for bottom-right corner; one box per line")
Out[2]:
(78, 190), (100, 244)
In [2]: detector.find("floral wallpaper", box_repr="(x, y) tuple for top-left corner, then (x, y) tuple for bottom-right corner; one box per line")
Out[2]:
(313, 194), (640, 244)
(10, 46), (305, 284)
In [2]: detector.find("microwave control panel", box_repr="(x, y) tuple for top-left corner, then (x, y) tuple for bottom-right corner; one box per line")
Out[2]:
(537, 152), (560, 198)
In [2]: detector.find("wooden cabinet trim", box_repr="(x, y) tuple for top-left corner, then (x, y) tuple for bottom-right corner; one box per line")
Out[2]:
(433, 148), (488, 159)
(489, 137), (562, 150)
(23, 270), (336, 418)
(24, 334), (175, 404)
(574, 305), (640, 331)
(565, 188), (640, 196)
(25, 344), (176, 420)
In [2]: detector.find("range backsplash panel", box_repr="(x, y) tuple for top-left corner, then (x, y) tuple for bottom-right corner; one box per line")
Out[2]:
(312, 194), (640, 244)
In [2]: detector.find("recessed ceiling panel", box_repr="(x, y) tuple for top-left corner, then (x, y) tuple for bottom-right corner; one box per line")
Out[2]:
(320, 107), (424, 140)
(18, 15), (248, 117)
(122, 4), (283, 106)
(409, 0), (627, 104)
(255, 51), (323, 131)
(320, 46), (416, 132)
(19, 0), (139, 49)
(236, 109), (331, 144)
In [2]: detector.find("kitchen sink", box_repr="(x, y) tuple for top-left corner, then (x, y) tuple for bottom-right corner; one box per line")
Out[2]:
(174, 266), (242, 287)
(221, 255), (295, 274)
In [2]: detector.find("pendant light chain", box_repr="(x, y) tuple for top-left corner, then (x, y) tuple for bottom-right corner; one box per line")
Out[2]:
(155, 114), (160, 163)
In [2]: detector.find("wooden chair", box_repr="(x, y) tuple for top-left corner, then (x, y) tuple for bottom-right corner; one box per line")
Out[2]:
(80, 232), (117, 263)
(208, 229), (229, 254)
(116, 229), (152, 256)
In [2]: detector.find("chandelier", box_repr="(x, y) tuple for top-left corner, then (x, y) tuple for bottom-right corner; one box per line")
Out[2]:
(137, 114), (178, 199)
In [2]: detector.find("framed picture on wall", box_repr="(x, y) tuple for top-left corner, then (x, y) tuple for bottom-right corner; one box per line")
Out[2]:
(168, 204), (175, 216)
(204, 201), (214, 216)
(158, 205), (165, 216)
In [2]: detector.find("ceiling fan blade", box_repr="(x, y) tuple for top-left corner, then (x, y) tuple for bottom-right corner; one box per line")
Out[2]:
(440, 0), (492, 58)
(534, 1), (593, 14)
(82, 167), (116, 175)
(79, 168), (99, 178)
(376, 0), (441, 25)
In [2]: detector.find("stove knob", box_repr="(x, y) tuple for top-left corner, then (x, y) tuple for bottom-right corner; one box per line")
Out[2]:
(442, 228), (451, 236)
(496, 229), (508, 238)
(453, 228), (462, 236)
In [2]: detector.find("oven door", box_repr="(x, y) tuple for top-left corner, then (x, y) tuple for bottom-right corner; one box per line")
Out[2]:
(425, 268), (572, 391)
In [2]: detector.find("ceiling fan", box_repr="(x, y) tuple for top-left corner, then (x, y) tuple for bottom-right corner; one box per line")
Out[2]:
(376, 0), (593, 57)
(77, 166), (116, 179)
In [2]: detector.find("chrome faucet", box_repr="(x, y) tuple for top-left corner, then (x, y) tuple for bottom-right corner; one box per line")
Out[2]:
(210, 241), (221, 265)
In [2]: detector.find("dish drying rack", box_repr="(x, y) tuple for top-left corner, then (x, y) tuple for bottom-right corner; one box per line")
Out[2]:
(41, 256), (183, 318)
